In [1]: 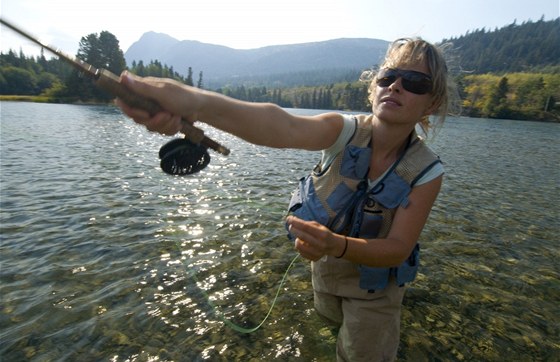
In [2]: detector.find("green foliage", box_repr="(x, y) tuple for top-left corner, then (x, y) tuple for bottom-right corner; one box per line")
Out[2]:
(215, 82), (371, 111)
(483, 76), (509, 118)
(185, 67), (194, 86)
(443, 17), (560, 73)
(461, 72), (560, 120)
(283, 82), (370, 111)
(0, 50), (69, 96)
(0, 66), (37, 95)
(63, 31), (127, 102)
(0, 31), (127, 102)
(215, 68), (363, 89)
(127, 62), (203, 87)
(1, 18), (558, 121)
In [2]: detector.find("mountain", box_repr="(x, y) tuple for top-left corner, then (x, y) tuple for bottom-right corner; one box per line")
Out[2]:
(124, 33), (389, 88)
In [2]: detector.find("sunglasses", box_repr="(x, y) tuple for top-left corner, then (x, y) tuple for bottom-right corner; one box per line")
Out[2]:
(376, 68), (433, 95)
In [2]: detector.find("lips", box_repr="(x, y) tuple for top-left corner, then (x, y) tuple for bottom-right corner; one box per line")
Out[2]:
(380, 96), (402, 106)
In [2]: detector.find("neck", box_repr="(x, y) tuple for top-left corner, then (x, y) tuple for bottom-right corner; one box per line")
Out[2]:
(367, 116), (415, 180)
(370, 116), (415, 159)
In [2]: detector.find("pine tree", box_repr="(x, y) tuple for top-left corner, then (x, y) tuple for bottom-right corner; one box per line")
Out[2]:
(65, 31), (127, 102)
(185, 67), (193, 86)
(197, 71), (203, 89)
(484, 77), (509, 118)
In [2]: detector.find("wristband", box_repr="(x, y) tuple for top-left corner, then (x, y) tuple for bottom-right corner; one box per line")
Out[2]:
(335, 236), (348, 258)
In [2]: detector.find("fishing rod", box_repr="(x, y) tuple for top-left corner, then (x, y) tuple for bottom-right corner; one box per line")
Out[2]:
(0, 18), (230, 175)
(1, 19), (306, 333)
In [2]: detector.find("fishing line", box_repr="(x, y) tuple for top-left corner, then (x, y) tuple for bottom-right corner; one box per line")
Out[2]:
(180, 248), (301, 334)
(0, 18), (305, 333)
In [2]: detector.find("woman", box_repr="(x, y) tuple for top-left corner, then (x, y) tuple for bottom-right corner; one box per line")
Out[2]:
(117, 37), (453, 361)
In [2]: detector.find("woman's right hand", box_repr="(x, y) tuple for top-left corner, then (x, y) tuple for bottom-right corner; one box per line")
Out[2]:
(116, 71), (201, 136)
(116, 71), (344, 150)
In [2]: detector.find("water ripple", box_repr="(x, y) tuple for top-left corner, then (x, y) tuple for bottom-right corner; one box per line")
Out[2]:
(1, 103), (559, 360)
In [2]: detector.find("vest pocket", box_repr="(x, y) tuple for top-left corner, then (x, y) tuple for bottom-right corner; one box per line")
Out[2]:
(286, 175), (330, 239)
(340, 145), (370, 180)
(357, 209), (383, 239)
(326, 182), (354, 215)
(357, 243), (419, 291)
(395, 244), (420, 285)
(371, 171), (412, 209)
(358, 265), (390, 291)
(287, 177), (305, 213)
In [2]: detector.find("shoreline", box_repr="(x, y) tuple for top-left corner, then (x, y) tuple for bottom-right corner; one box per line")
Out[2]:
(1, 96), (558, 123)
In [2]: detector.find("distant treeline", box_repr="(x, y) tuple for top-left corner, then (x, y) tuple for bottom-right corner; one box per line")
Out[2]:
(216, 82), (369, 111)
(442, 17), (559, 74)
(1, 18), (559, 121)
(458, 72), (559, 120)
(129, 60), (204, 88)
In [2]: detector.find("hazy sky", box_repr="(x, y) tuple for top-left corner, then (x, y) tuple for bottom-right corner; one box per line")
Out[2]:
(1, 0), (558, 57)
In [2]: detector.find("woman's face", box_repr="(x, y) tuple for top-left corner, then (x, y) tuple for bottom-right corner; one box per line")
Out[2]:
(371, 60), (436, 126)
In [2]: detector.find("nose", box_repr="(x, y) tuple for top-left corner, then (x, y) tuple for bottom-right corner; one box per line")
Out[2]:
(388, 77), (403, 93)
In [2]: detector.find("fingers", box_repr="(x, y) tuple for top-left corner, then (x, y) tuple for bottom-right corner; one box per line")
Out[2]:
(287, 216), (328, 241)
(160, 115), (183, 135)
(142, 113), (182, 135)
(115, 98), (182, 136)
(294, 238), (323, 261)
(286, 215), (309, 230)
(120, 71), (153, 98)
(115, 97), (150, 120)
(287, 216), (333, 260)
(120, 71), (184, 113)
(116, 73), (184, 136)
(118, 71), (167, 113)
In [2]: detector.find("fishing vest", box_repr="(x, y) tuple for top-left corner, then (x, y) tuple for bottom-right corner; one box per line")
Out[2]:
(287, 116), (441, 293)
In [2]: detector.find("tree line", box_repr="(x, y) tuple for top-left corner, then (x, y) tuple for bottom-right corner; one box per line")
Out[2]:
(458, 72), (559, 120)
(216, 82), (370, 111)
(442, 17), (559, 74)
(1, 17), (559, 121)
(0, 31), (204, 103)
(0, 40), (372, 112)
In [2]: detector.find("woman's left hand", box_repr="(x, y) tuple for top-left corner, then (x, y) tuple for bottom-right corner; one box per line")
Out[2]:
(286, 216), (344, 261)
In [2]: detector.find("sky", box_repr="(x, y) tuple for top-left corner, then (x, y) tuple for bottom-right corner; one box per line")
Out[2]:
(1, 0), (558, 58)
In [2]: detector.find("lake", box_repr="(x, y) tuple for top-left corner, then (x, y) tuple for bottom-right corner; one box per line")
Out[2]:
(0, 101), (558, 361)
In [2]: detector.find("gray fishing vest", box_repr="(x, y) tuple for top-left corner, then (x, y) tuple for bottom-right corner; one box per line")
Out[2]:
(287, 116), (441, 292)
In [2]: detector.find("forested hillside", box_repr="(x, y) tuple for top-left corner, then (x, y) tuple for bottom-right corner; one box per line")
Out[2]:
(443, 17), (559, 73)
(444, 18), (560, 120)
(124, 34), (388, 88)
(1, 17), (558, 121)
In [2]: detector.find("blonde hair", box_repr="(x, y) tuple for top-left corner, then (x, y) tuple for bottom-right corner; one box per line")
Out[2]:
(362, 38), (458, 136)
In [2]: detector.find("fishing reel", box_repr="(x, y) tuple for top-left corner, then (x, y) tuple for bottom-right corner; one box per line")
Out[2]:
(159, 138), (211, 176)
(0, 18), (230, 177)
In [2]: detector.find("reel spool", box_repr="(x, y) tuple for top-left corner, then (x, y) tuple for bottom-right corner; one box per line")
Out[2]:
(159, 138), (210, 175)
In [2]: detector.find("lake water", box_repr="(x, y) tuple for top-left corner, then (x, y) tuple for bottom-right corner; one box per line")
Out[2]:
(0, 101), (558, 361)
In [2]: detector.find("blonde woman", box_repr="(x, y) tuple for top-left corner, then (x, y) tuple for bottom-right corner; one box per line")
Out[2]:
(117, 37), (454, 362)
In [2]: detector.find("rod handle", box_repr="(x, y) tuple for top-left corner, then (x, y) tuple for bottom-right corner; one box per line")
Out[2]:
(96, 69), (230, 155)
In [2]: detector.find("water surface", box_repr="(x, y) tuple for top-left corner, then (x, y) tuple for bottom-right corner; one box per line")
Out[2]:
(1, 102), (558, 361)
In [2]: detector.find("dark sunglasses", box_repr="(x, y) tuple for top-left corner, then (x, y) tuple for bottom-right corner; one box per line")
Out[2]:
(376, 68), (433, 95)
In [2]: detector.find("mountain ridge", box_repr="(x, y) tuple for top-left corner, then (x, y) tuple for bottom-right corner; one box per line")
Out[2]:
(124, 33), (389, 87)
